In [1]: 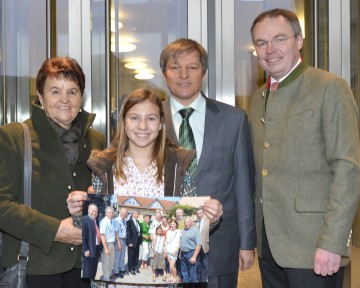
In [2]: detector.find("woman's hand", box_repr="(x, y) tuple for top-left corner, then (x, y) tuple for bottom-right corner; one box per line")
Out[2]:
(67, 190), (87, 216)
(55, 217), (82, 245)
(203, 198), (223, 224)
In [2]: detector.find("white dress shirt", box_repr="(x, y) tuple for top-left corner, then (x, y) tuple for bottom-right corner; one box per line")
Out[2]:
(170, 93), (206, 163)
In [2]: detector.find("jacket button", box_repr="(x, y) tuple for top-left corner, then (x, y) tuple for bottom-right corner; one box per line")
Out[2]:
(262, 169), (268, 177)
(264, 142), (270, 149)
(70, 247), (75, 252)
(83, 144), (87, 149)
(73, 172), (77, 177)
(67, 185), (72, 190)
(260, 197), (263, 204)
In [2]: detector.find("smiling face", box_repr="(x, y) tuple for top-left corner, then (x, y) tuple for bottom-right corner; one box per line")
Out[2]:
(38, 76), (82, 129)
(163, 50), (205, 106)
(125, 100), (162, 152)
(252, 15), (303, 81)
(88, 204), (98, 220)
(184, 217), (193, 229)
(144, 215), (150, 224)
(120, 208), (128, 220)
(196, 209), (204, 220)
(170, 221), (177, 230)
(105, 208), (114, 220)
(133, 211), (140, 220)
(175, 208), (183, 220)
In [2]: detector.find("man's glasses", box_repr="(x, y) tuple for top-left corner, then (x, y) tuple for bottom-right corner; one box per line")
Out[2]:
(255, 35), (297, 49)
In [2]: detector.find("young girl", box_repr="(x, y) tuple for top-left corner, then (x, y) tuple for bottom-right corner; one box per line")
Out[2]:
(164, 219), (181, 283)
(87, 88), (195, 287)
(150, 226), (166, 282)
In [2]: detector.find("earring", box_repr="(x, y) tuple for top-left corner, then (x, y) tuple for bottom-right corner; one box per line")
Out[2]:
(79, 108), (82, 112)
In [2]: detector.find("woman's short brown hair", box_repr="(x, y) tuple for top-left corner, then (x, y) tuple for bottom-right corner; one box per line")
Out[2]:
(36, 57), (85, 96)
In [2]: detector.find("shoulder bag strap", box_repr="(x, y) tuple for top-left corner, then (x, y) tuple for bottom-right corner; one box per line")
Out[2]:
(18, 122), (32, 263)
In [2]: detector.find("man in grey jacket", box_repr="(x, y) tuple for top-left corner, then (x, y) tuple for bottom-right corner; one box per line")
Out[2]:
(249, 8), (360, 288)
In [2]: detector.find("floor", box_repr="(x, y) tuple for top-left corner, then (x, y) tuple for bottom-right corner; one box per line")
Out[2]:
(237, 246), (360, 288)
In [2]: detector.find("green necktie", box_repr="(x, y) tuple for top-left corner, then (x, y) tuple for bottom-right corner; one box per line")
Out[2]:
(179, 108), (197, 176)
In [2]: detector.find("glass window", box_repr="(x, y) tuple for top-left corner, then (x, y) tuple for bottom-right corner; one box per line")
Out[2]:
(0, 0), (46, 125)
(234, 1), (309, 113)
(109, 0), (187, 139)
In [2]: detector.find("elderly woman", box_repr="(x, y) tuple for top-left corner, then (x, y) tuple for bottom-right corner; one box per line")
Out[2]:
(0, 57), (106, 288)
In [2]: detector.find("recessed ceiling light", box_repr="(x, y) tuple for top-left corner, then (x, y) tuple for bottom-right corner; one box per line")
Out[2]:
(135, 73), (154, 80)
(111, 42), (136, 53)
(124, 62), (148, 69)
(111, 19), (123, 32)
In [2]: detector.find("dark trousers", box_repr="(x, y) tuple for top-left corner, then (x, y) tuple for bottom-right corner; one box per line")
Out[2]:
(259, 228), (345, 288)
(82, 256), (98, 279)
(27, 268), (90, 288)
(182, 271), (238, 288)
(127, 242), (140, 271)
(196, 248), (208, 282)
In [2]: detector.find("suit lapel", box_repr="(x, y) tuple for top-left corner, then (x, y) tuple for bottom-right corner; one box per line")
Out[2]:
(163, 95), (223, 178)
(195, 96), (222, 177)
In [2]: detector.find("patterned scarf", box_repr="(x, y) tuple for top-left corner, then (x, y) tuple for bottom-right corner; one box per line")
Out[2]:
(49, 117), (82, 167)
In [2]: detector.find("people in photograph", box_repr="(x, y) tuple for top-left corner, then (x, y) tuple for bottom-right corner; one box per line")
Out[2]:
(160, 38), (255, 287)
(195, 207), (209, 282)
(140, 214), (151, 269)
(150, 226), (167, 282)
(160, 215), (170, 277)
(126, 210), (142, 275)
(86, 88), (199, 287)
(161, 215), (170, 236)
(99, 206), (116, 281)
(165, 218), (181, 284)
(249, 8), (360, 288)
(149, 211), (162, 241)
(180, 216), (202, 283)
(175, 208), (185, 230)
(82, 203), (102, 279)
(0, 57), (105, 288)
(112, 207), (128, 279)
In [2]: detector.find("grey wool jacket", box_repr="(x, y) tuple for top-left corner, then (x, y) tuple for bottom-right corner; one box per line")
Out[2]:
(249, 61), (360, 268)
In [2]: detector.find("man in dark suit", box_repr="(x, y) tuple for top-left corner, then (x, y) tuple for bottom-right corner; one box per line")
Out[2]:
(82, 203), (102, 279)
(126, 210), (142, 275)
(160, 38), (256, 288)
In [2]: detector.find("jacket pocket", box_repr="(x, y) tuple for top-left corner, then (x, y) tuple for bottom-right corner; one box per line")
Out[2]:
(295, 197), (327, 213)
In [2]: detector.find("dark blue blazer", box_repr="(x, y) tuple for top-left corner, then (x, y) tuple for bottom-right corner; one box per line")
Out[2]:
(82, 215), (99, 258)
(126, 216), (141, 247)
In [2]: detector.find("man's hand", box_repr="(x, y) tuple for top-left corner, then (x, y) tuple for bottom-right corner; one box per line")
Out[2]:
(203, 199), (223, 224)
(55, 217), (82, 245)
(84, 250), (90, 257)
(189, 256), (197, 264)
(67, 190), (87, 216)
(314, 248), (341, 276)
(239, 249), (255, 270)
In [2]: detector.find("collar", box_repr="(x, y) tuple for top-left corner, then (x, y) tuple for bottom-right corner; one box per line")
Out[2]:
(170, 92), (206, 117)
(270, 57), (302, 85)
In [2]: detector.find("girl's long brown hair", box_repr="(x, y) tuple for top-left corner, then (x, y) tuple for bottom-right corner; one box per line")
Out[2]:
(97, 88), (166, 184)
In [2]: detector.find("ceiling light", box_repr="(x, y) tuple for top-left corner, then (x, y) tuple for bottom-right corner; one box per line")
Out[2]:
(135, 73), (154, 80)
(124, 62), (148, 69)
(111, 19), (123, 32)
(111, 42), (136, 53)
